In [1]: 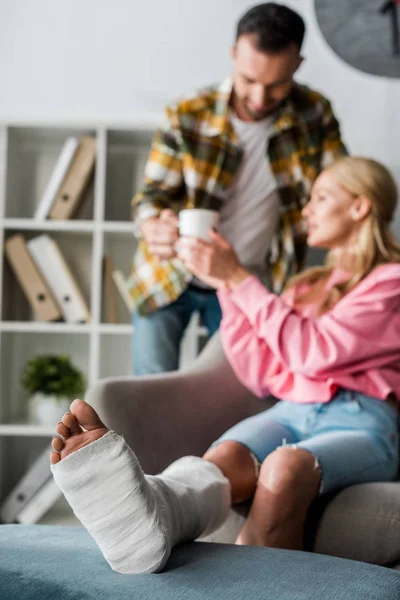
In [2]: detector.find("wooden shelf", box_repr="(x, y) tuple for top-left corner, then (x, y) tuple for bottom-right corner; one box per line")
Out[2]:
(0, 322), (92, 333)
(101, 221), (134, 233)
(0, 423), (58, 436)
(3, 218), (95, 233)
(98, 323), (133, 334)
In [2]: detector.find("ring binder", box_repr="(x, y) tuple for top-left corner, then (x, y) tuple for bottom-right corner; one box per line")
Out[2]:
(49, 136), (96, 220)
(28, 235), (91, 323)
(4, 235), (62, 322)
(34, 137), (79, 221)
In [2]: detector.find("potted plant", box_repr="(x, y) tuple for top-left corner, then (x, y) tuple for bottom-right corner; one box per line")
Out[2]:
(21, 354), (86, 426)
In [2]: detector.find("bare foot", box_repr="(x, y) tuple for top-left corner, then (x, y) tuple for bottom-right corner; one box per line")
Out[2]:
(50, 399), (108, 465)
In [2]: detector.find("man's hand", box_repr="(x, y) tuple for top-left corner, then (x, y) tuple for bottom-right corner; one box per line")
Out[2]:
(141, 209), (179, 260)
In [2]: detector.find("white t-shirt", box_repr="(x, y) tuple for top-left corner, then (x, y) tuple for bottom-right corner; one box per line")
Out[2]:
(218, 112), (280, 272)
(191, 112), (280, 289)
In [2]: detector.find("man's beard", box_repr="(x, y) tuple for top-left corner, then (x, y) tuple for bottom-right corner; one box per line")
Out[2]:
(241, 97), (280, 121)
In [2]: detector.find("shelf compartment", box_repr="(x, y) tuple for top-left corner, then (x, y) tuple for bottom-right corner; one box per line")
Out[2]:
(105, 129), (154, 222)
(1, 436), (51, 509)
(2, 229), (93, 322)
(5, 126), (97, 220)
(0, 331), (90, 426)
(101, 231), (137, 325)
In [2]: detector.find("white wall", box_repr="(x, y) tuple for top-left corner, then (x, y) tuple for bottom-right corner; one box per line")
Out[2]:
(1, 0), (399, 230)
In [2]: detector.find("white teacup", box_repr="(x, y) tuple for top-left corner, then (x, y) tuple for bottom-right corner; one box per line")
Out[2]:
(179, 208), (219, 241)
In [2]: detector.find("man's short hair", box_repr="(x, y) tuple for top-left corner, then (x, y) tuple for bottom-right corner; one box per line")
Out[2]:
(236, 3), (305, 53)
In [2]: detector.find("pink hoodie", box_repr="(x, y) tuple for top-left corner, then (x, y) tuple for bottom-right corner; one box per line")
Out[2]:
(217, 264), (400, 403)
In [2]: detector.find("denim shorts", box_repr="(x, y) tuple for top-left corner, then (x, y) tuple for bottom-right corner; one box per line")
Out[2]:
(211, 389), (399, 495)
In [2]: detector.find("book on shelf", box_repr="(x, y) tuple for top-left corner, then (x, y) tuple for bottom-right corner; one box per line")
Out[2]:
(28, 234), (91, 323)
(103, 255), (119, 324)
(49, 136), (96, 220)
(4, 235), (62, 322)
(112, 270), (135, 312)
(0, 445), (53, 524)
(34, 137), (80, 221)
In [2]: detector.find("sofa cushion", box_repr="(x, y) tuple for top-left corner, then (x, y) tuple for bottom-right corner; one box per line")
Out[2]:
(0, 525), (399, 600)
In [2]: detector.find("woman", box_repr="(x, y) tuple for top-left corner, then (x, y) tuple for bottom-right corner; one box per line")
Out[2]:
(50, 157), (400, 575)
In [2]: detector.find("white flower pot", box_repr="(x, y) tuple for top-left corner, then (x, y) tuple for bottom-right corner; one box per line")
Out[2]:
(29, 393), (72, 427)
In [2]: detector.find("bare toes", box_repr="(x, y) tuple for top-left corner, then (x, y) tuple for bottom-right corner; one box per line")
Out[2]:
(50, 451), (61, 465)
(56, 422), (70, 438)
(70, 399), (107, 431)
(61, 412), (82, 435)
(52, 436), (64, 452)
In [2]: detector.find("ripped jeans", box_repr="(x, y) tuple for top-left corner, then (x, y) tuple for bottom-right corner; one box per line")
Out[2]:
(210, 389), (399, 495)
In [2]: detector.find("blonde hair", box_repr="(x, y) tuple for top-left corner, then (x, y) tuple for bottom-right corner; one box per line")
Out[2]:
(287, 156), (400, 314)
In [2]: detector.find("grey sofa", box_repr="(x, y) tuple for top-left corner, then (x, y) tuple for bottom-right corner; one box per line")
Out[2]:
(85, 331), (400, 570)
(1, 332), (400, 599)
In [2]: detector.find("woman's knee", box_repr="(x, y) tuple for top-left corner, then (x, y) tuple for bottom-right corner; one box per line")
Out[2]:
(203, 441), (254, 472)
(203, 441), (258, 502)
(259, 446), (321, 497)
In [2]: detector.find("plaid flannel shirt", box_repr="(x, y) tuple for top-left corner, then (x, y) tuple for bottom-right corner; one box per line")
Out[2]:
(128, 77), (347, 315)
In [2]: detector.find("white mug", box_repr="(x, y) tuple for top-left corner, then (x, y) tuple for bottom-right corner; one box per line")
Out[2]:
(179, 208), (219, 241)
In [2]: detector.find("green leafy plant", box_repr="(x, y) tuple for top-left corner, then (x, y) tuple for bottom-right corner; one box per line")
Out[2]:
(21, 354), (86, 400)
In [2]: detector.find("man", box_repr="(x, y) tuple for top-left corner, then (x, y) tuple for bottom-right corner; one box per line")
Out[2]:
(128, 2), (347, 375)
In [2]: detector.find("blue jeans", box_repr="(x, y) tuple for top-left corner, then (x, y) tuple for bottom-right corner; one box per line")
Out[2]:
(211, 389), (399, 495)
(132, 285), (222, 375)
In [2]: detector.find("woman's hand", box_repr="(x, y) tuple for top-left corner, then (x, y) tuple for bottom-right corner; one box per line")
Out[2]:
(179, 229), (251, 290)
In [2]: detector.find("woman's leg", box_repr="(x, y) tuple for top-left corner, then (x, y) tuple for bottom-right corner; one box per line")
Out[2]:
(236, 446), (321, 549)
(236, 391), (399, 551)
(51, 400), (231, 575)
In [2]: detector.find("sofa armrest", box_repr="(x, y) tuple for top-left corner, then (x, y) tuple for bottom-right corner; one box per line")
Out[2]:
(309, 482), (400, 566)
(85, 332), (270, 474)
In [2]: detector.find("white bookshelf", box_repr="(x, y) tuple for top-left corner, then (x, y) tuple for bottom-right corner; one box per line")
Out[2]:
(0, 121), (207, 507)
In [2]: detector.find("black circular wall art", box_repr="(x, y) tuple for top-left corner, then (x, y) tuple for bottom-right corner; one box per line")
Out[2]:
(314, 0), (400, 78)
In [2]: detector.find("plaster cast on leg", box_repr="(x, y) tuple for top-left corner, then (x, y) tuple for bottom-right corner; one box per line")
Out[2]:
(51, 431), (230, 574)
